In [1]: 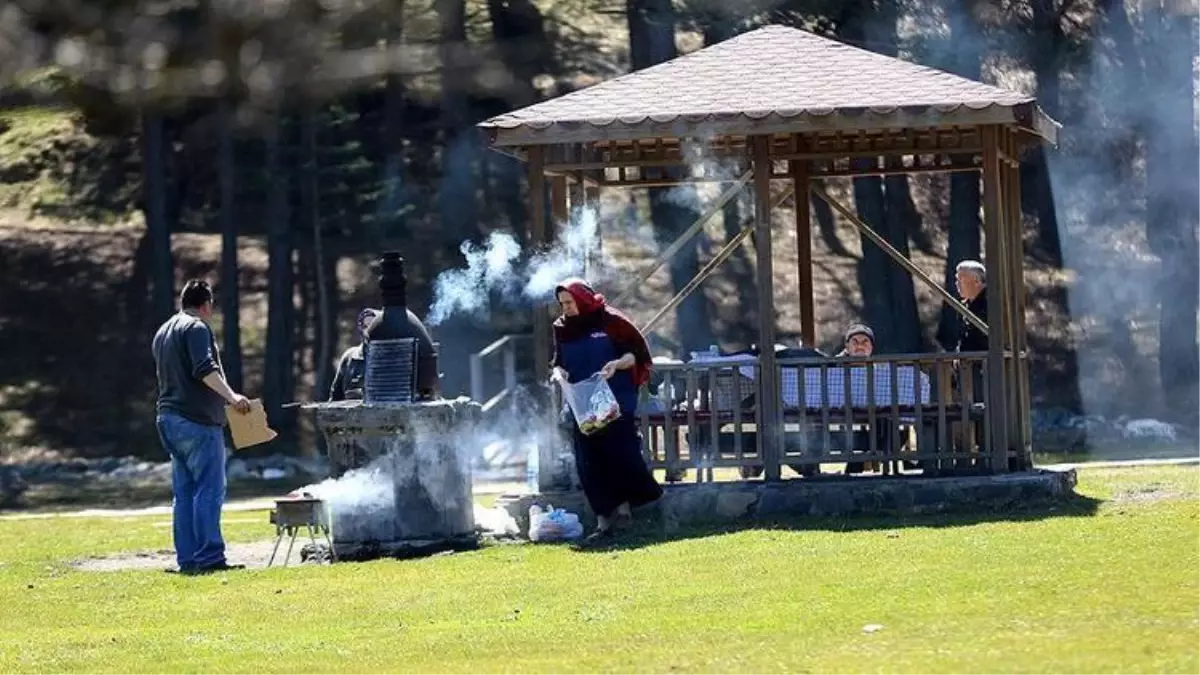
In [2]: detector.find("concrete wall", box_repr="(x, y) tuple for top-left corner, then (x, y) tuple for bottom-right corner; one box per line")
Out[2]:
(498, 469), (1079, 536)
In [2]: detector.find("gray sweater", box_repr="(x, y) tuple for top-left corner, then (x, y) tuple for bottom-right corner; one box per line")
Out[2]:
(152, 312), (227, 427)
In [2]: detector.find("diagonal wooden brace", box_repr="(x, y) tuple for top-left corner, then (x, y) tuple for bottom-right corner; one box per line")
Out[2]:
(809, 183), (988, 336)
(614, 170), (753, 306)
(641, 185), (795, 335)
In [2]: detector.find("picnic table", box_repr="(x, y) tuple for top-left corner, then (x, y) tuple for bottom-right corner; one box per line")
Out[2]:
(635, 353), (984, 479)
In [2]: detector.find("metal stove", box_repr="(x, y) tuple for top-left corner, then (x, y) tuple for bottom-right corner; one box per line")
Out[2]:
(268, 493), (336, 567)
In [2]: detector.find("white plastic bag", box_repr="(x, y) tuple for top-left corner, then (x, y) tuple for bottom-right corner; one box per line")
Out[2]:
(528, 504), (584, 542)
(557, 373), (621, 435)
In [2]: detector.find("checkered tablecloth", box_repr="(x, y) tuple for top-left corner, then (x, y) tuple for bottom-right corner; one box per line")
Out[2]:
(688, 354), (932, 411)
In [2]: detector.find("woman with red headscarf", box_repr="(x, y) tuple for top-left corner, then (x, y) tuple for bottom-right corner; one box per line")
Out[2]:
(552, 278), (662, 541)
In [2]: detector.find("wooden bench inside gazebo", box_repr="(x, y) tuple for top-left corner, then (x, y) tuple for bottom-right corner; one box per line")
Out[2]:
(477, 25), (1059, 483)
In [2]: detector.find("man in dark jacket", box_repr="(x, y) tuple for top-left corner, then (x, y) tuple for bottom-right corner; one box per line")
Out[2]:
(152, 279), (251, 574)
(954, 261), (989, 459)
(955, 260), (988, 353)
(329, 308), (380, 401)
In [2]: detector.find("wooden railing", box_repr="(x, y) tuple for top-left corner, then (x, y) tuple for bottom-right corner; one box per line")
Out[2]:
(634, 351), (1009, 482)
(468, 334), (530, 414)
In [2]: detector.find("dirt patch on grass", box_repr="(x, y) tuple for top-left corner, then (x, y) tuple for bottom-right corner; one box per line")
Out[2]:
(70, 539), (315, 572)
(1111, 482), (1186, 504)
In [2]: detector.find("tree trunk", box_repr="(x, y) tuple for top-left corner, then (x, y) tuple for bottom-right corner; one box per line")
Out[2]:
(700, 12), (756, 348)
(487, 0), (549, 106)
(487, 0), (550, 243)
(883, 168), (924, 353)
(142, 109), (174, 323)
(436, 0), (479, 250)
(263, 113), (296, 441)
(302, 109), (336, 400)
(1142, 6), (1199, 422)
(871, 1), (922, 352)
(1024, 0), (1065, 267)
(841, 3), (900, 348)
(125, 229), (153, 337)
(629, 0), (714, 353)
(808, 193), (849, 258)
(295, 241), (314, 381)
(218, 100), (243, 391)
(851, 172), (895, 343)
(381, 0), (409, 236)
(937, 4), (983, 350)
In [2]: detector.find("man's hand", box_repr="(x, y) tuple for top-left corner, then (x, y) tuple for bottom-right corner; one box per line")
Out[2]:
(228, 393), (252, 414)
(551, 367), (568, 384)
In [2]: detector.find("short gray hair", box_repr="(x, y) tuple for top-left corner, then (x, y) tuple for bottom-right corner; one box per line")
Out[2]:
(955, 260), (986, 285)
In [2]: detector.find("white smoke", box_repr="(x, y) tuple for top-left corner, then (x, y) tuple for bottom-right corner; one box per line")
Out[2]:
(523, 205), (602, 299)
(426, 230), (523, 325)
(299, 394), (570, 542)
(426, 205), (611, 325)
(305, 455), (397, 544)
(660, 139), (746, 214)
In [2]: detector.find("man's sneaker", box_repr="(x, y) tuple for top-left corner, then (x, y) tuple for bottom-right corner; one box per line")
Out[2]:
(187, 562), (246, 575)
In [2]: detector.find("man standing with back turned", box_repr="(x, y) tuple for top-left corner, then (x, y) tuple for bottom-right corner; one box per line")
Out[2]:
(152, 279), (252, 574)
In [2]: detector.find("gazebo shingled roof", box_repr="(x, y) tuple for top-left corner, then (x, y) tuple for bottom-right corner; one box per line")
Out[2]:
(480, 25), (1059, 146)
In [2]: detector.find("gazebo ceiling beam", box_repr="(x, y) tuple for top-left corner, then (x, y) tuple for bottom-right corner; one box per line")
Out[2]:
(544, 154), (745, 172)
(529, 130), (985, 173)
(542, 146), (984, 172)
(808, 163), (980, 180)
(778, 145), (982, 160)
(787, 153), (983, 180)
(542, 170), (606, 188)
(597, 175), (748, 189)
(569, 153), (981, 187)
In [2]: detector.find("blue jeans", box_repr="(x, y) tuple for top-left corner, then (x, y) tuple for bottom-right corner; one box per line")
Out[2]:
(155, 412), (227, 570)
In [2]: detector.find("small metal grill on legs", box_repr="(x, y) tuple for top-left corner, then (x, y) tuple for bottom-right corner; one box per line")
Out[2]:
(268, 495), (335, 567)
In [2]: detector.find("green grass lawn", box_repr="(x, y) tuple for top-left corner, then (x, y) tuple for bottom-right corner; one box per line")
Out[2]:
(1, 465), (1196, 674)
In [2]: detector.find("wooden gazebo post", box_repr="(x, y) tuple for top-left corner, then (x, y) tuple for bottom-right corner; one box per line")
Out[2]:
(789, 158), (816, 346)
(981, 125), (1010, 470)
(752, 136), (782, 480)
(526, 147), (550, 387)
(1005, 129), (1033, 463)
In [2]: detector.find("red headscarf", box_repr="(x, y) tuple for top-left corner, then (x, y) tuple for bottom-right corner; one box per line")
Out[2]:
(552, 278), (652, 386)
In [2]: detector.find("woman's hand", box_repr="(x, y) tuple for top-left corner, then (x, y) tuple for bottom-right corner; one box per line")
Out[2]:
(599, 353), (635, 380)
(599, 360), (619, 380)
(551, 367), (569, 384)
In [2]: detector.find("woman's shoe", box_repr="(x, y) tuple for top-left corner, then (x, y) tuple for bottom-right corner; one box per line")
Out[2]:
(582, 527), (614, 544)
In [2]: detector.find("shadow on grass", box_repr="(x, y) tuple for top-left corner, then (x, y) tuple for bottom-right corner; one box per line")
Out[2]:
(570, 490), (1105, 554)
(8, 476), (311, 514)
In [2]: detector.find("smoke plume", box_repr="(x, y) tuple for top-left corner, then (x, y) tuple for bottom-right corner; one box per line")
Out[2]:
(305, 455), (397, 544)
(426, 205), (612, 325)
(301, 392), (570, 541)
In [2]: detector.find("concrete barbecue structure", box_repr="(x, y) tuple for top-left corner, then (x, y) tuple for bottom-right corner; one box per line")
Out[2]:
(298, 253), (483, 560)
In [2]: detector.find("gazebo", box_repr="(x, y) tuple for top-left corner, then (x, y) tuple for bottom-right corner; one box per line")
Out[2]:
(477, 25), (1059, 482)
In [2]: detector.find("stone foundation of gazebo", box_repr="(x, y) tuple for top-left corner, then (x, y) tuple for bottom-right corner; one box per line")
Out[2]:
(496, 468), (1078, 534)
(477, 25), (1071, 514)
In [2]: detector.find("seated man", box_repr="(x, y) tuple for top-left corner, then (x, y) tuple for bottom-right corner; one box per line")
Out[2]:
(329, 308), (380, 402)
(784, 327), (877, 478)
(833, 324), (882, 474)
(836, 324), (874, 358)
